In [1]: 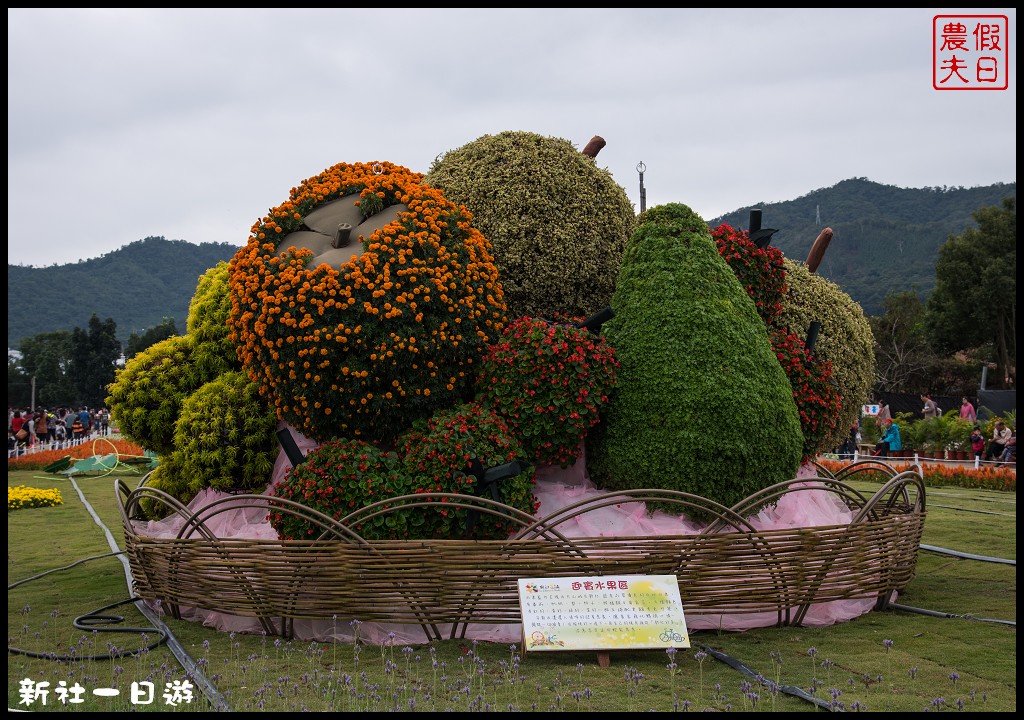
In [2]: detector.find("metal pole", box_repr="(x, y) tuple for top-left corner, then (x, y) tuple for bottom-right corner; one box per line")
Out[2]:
(637, 162), (647, 213)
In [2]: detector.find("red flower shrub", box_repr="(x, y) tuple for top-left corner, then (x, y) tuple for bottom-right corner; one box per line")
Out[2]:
(475, 317), (618, 467)
(268, 438), (412, 540)
(771, 328), (843, 462)
(396, 402), (538, 539)
(711, 224), (787, 325)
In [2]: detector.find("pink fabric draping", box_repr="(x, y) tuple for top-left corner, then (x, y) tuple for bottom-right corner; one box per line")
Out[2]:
(132, 424), (883, 644)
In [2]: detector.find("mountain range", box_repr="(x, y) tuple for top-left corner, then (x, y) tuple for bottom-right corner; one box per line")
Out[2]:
(7, 178), (1015, 351)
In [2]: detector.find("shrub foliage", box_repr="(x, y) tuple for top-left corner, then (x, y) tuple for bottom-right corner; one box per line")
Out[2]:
(476, 316), (618, 467)
(426, 131), (636, 321)
(587, 203), (804, 515)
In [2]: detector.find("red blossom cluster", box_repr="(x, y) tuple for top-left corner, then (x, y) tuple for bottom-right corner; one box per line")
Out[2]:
(711, 224), (787, 325)
(770, 328), (843, 462)
(475, 317), (618, 467)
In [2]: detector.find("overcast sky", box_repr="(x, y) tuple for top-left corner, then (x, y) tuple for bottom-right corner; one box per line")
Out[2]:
(7, 8), (1016, 268)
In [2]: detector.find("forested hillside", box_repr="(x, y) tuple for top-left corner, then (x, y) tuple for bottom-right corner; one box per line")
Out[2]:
(7, 237), (238, 350)
(707, 178), (1015, 314)
(7, 179), (1016, 350)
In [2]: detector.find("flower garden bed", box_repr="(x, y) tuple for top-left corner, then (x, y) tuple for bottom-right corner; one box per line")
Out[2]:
(119, 460), (925, 642)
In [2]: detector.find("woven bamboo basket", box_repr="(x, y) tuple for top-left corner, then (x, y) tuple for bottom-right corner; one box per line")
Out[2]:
(118, 459), (925, 641)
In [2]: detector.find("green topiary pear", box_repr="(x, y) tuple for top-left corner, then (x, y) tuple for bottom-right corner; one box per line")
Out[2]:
(586, 203), (804, 517)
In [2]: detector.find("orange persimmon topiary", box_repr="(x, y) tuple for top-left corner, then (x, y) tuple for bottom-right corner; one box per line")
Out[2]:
(227, 161), (507, 445)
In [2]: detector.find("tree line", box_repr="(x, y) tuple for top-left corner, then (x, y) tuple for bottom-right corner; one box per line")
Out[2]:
(8, 317), (178, 410)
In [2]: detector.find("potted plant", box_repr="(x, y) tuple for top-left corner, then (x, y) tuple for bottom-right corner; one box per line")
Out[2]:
(946, 417), (973, 461)
(895, 412), (917, 458)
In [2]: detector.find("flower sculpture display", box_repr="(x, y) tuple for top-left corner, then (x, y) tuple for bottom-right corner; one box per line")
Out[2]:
(227, 161), (507, 445)
(475, 316), (618, 467)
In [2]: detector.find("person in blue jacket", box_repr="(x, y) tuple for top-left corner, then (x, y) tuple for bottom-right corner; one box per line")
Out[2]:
(873, 418), (902, 457)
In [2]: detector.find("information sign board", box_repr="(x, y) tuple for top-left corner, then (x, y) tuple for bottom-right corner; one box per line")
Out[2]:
(517, 575), (689, 652)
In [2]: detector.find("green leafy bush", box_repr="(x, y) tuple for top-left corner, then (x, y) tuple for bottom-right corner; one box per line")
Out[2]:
(425, 131), (636, 321)
(587, 204), (804, 516)
(186, 261), (237, 366)
(106, 334), (231, 456)
(396, 402), (537, 539)
(475, 317), (618, 467)
(165, 371), (278, 496)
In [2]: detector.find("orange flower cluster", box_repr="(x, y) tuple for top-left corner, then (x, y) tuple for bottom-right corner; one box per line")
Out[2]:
(227, 162), (508, 444)
(816, 458), (1016, 492)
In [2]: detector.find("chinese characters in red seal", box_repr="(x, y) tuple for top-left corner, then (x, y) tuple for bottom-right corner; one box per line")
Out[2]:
(933, 15), (1009, 90)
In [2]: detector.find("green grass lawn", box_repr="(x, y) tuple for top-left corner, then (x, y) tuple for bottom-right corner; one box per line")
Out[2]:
(7, 468), (1016, 712)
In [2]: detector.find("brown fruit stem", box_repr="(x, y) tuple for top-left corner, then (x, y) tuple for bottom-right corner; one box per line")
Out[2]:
(806, 227), (833, 273)
(581, 135), (606, 158)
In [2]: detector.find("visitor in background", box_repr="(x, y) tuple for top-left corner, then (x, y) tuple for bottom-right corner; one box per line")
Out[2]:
(54, 418), (67, 448)
(921, 394), (939, 419)
(11, 410), (26, 439)
(983, 420), (1012, 461)
(62, 408), (77, 441)
(959, 397), (977, 422)
(970, 427), (986, 460)
(23, 412), (36, 447)
(875, 400), (891, 430)
(998, 423), (1016, 464)
(78, 407), (91, 438)
(70, 415), (85, 442)
(836, 423), (858, 459)
(34, 410), (48, 449)
(873, 418), (902, 458)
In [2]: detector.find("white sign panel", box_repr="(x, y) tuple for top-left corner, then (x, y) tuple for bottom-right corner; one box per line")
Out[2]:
(517, 575), (689, 652)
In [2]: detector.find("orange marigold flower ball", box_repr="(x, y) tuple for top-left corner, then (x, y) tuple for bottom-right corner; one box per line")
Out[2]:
(228, 161), (507, 444)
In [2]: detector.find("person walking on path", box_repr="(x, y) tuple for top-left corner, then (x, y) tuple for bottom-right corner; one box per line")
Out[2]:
(959, 397), (977, 422)
(921, 394), (940, 419)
